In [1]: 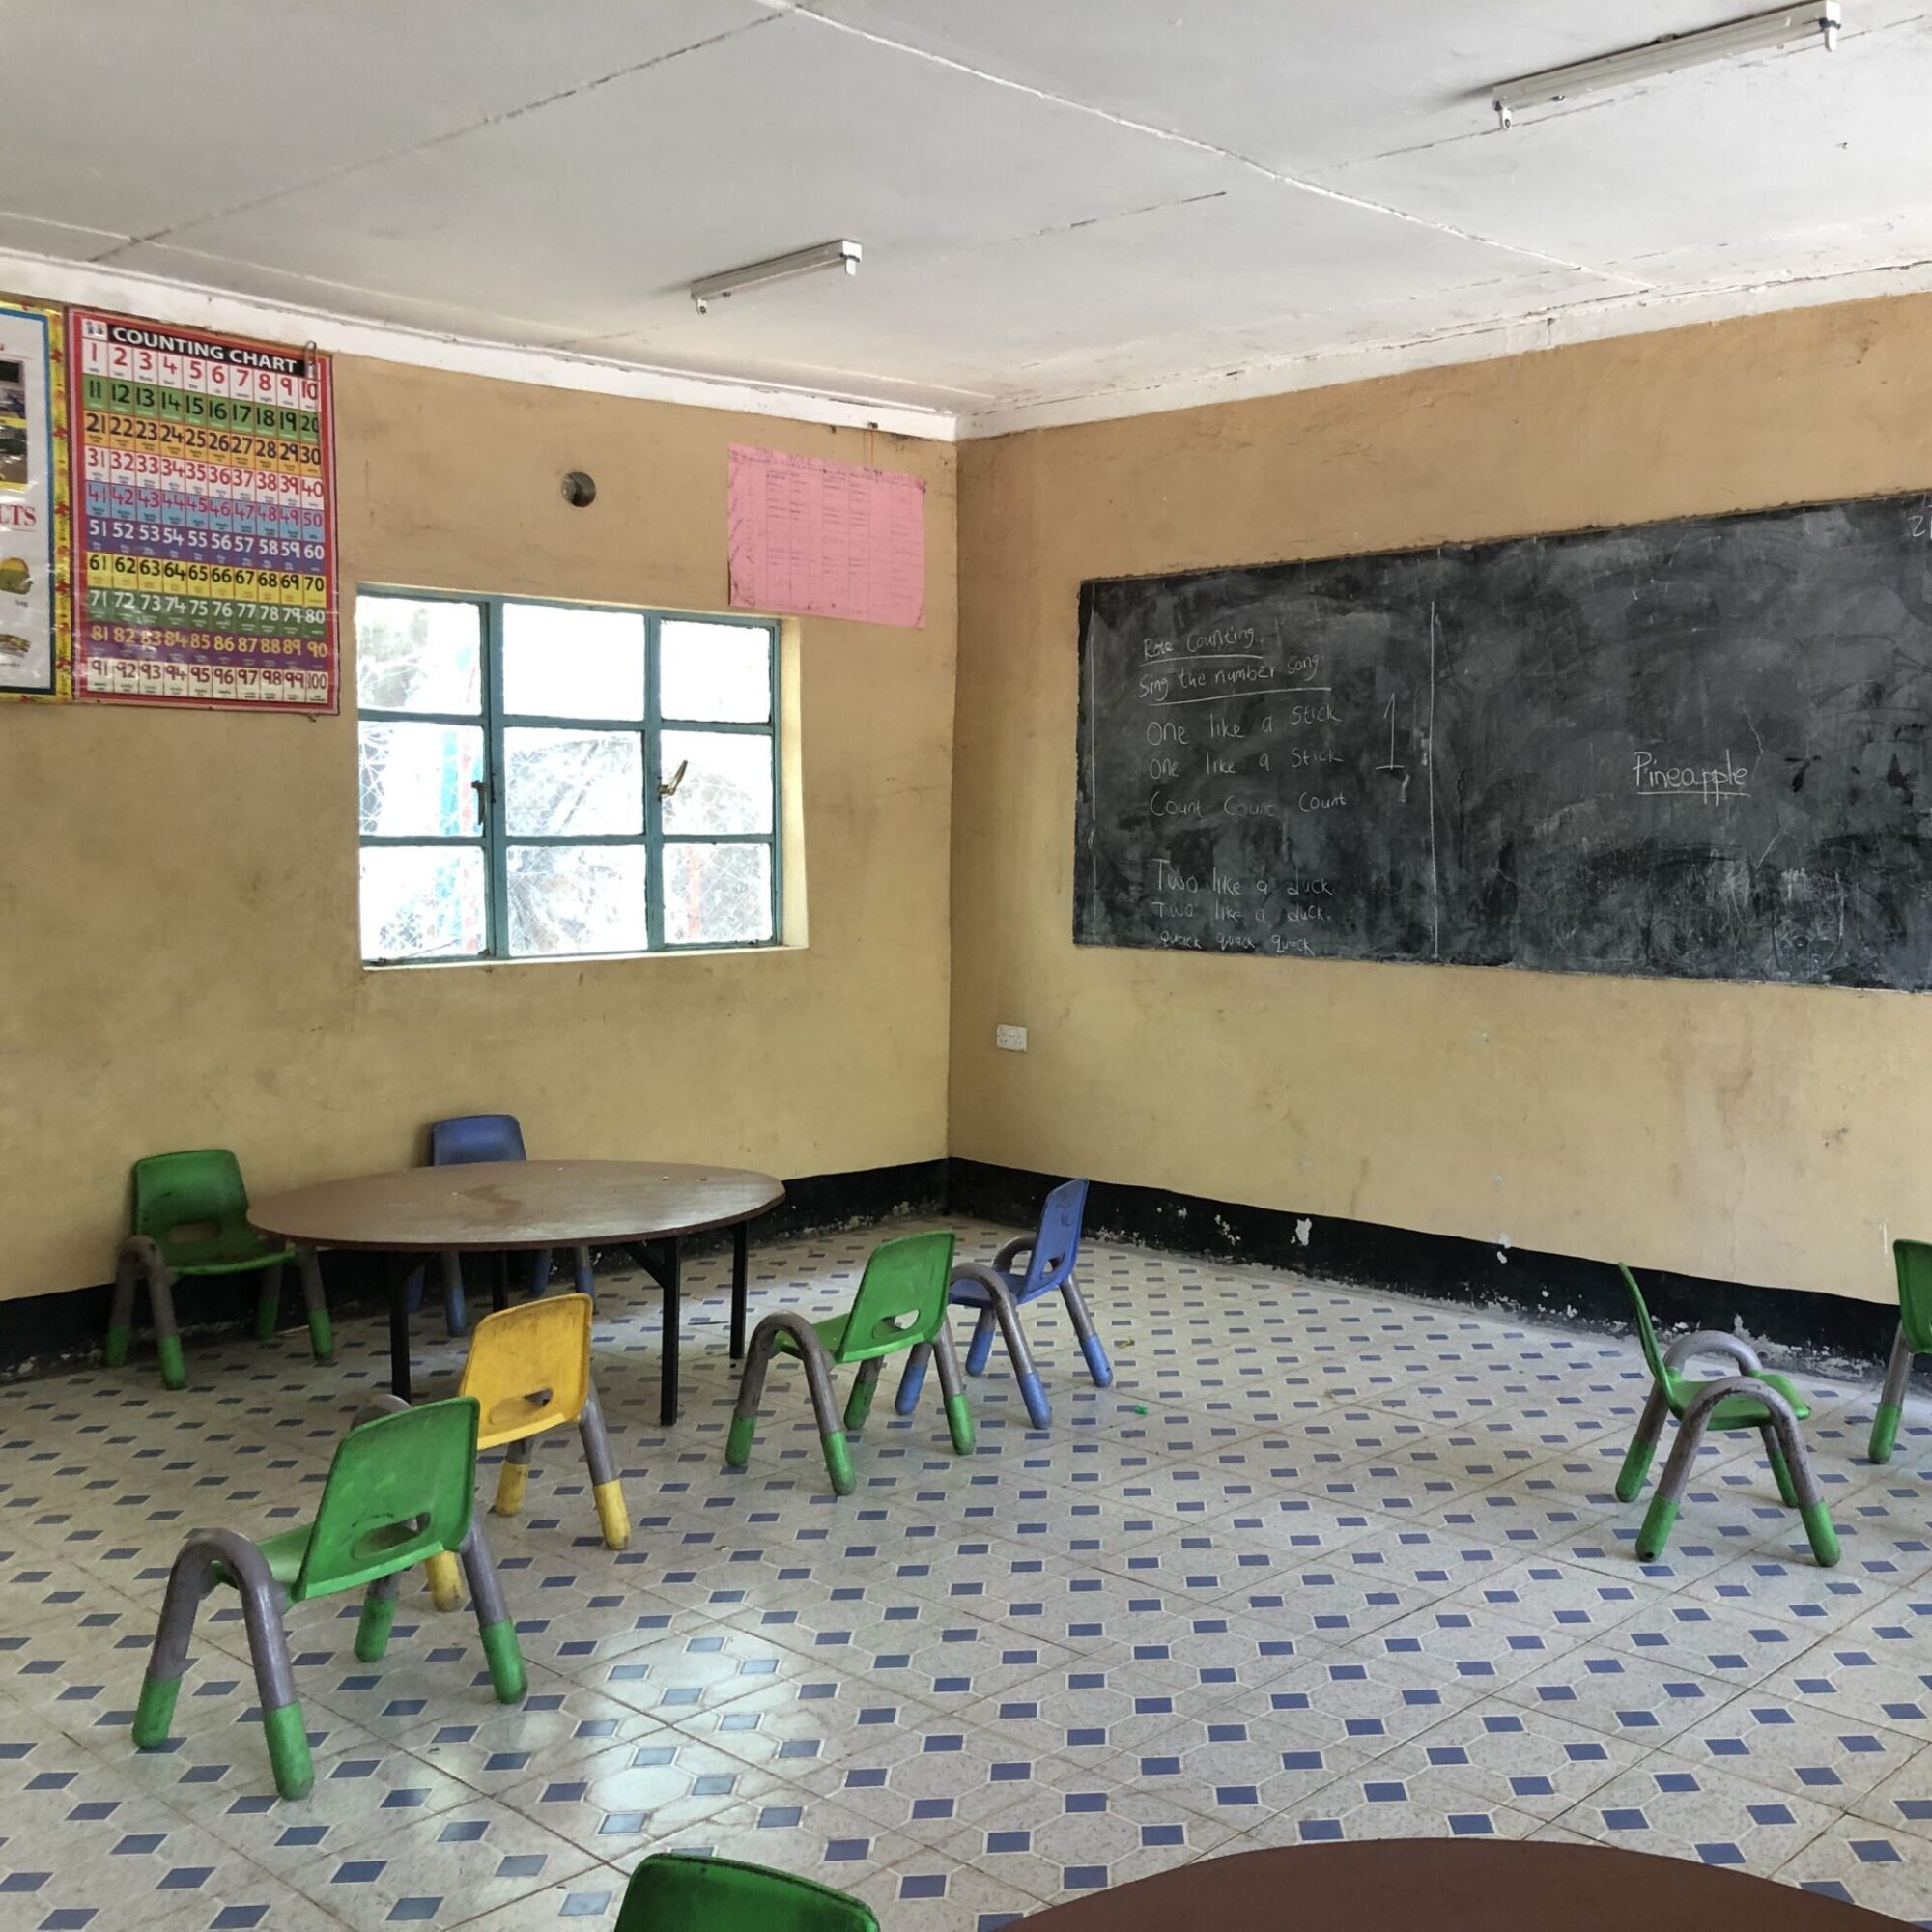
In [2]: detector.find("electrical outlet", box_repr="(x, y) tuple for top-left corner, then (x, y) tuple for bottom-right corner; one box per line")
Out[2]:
(995, 1024), (1028, 1052)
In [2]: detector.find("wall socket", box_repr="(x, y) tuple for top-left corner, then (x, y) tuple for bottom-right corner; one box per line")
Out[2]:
(995, 1023), (1029, 1052)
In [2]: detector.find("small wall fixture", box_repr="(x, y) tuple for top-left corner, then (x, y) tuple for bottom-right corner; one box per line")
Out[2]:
(561, 471), (597, 508)
(691, 240), (862, 314)
(1492, 2), (1839, 128)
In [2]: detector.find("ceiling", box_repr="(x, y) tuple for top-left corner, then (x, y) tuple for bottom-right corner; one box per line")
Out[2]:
(7, 1), (1931, 435)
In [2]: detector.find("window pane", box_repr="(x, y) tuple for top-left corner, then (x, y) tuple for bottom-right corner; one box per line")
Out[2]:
(359, 722), (484, 836)
(507, 844), (648, 956)
(355, 596), (481, 714)
(663, 842), (774, 946)
(661, 729), (775, 835)
(661, 621), (771, 723)
(504, 728), (643, 836)
(502, 604), (645, 721)
(360, 845), (486, 960)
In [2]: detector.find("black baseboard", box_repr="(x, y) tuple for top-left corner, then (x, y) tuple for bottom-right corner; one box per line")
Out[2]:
(947, 1157), (1905, 1377)
(2, 1151), (1899, 1383)
(0, 1157), (950, 1383)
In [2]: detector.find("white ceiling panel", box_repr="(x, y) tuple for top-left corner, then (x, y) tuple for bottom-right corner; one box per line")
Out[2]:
(6, 1), (1932, 430)
(145, 11), (1245, 340)
(0, 0), (769, 240)
(1314, 14), (1932, 288)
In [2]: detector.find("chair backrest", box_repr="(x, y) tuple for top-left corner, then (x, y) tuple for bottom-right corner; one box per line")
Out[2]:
(294, 1397), (479, 1603)
(1617, 1264), (1670, 1387)
(458, 1293), (592, 1448)
(1896, 1240), (1932, 1355)
(130, 1150), (252, 1261)
(1021, 1177), (1090, 1295)
(429, 1113), (527, 1166)
(833, 1230), (957, 1363)
(616, 1852), (878, 1932)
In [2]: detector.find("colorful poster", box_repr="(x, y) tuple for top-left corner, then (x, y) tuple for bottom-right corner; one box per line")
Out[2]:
(0, 299), (69, 697)
(67, 308), (337, 710)
(727, 443), (925, 629)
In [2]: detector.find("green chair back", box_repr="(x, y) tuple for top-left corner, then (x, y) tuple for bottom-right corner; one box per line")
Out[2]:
(1617, 1264), (1671, 1388)
(131, 1150), (255, 1268)
(832, 1230), (957, 1365)
(294, 1397), (479, 1603)
(1897, 1240), (1932, 1355)
(616, 1853), (878, 1932)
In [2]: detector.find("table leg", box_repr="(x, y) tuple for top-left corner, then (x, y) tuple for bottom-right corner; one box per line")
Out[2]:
(659, 1237), (682, 1428)
(731, 1224), (750, 1362)
(492, 1251), (511, 1316)
(388, 1255), (413, 1401)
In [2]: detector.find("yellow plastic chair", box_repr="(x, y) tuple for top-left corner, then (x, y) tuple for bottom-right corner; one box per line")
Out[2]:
(424, 1293), (628, 1608)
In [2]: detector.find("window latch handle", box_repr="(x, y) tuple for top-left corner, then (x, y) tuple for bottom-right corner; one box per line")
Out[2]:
(658, 758), (689, 800)
(470, 776), (491, 827)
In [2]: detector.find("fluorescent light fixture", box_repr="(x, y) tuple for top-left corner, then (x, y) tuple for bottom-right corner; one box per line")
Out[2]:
(1492, 3), (1839, 128)
(691, 240), (862, 314)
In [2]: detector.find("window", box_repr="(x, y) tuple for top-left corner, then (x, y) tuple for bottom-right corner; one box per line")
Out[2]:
(356, 591), (781, 963)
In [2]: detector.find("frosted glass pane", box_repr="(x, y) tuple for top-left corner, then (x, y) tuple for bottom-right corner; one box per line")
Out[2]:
(507, 844), (648, 956)
(661, 730), (774, 835)
(504, 728), (643, 836)
(503, 604), (645, 720)
(359, 722), (484, 836)
(360, 846), (486, 960)
(355, 596), (481, 714)
(661, 621), (770, 722)
(663, 842), (773, 946)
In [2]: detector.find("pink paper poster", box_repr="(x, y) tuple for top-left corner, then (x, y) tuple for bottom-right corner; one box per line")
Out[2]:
(727, 443), (924, 629)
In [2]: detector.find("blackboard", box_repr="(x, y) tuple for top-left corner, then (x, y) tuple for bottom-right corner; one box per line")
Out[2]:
(1075, 492), (1932, 989)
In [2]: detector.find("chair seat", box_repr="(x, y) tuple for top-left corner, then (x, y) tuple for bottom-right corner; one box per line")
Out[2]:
(164, 1231), (296, 1277)
(948, 1270), (1045, 1309)
(1666, 1367), (1810, 1429)
(773, 1314), (850, 1358)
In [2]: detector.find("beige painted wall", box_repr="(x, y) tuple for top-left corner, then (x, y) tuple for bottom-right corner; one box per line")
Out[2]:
(952, 294), (1932, 1304)
(0, 357), (956, 1301)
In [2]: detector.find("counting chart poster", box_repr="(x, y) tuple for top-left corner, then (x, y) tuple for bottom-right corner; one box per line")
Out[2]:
(0, 299), (70, 699)
(66, 307), (339, 712)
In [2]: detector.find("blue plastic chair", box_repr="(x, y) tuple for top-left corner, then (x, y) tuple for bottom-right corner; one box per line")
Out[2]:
(896, 1178), (1103, 1429)
(406, 1114), (594, 1332)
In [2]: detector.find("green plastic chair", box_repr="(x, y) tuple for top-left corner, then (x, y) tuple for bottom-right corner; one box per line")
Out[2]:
(1614, 1264), (1838, 1566)
(132, 1395), (526, 1800)
(106, 1149), (332, 1389)
(1869, 1238), (1932, 1463)
(617, 1853), (879, 1932)
(726, 1230), (969, 1494)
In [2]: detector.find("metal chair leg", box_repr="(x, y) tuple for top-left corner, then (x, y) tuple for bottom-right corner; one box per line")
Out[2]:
(355, 1570), (401, 1662)
(578, 1387), (629, 1549)
(254, 1262), (285, 1342)
(438, 1250), (468, 1338)
(134, 1529), (313, 1800)
(845, 1357), (884, 1433)
(459, 1518), (526, 1704)
(297, 1245), (334, 1362)
(1614, 1386), (1671, 1502)
(573, 1245), (595, 1300)
(1871, 1323), (1916, 1464)
(494, 1435), (534, 1517)
(727, 1312), (854, 1494)
(952, 1264), (1049, 1428)
(964, 1307), (998, 1377)
(1062, 1280), (1114, 1388)
(1763, 1426), (1799, 1506)
(894, 1342), (932, 1416)
(930, 1323), (977, 1455)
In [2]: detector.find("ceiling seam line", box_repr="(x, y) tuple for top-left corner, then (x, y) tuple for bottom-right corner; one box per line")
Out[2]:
(88, 14), (784, 263)
(767, 2), (1653, 291)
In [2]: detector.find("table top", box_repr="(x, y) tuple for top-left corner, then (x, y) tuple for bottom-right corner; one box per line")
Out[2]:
(249, 1160), (784, 1253)
(1011, 1842), (1890, 1930)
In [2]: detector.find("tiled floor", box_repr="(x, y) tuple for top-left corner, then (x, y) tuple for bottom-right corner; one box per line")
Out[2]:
(5, 1219), (1932, 1929)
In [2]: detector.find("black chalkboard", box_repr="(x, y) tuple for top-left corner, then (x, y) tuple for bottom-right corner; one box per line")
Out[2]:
(1075, 493), (1932, 989)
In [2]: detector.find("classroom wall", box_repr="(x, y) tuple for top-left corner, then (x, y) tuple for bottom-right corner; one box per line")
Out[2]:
(0, 356), (956, 1302)
(952, 292), (1932, 1305)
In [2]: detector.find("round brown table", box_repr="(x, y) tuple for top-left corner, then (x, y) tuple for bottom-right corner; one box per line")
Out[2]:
(250, 1161), (783, 1424)
(1010, 1841), (1891, 1930)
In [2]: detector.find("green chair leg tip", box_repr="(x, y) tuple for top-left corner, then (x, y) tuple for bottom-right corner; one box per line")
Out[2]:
(261, 1702), (314, 1801)
(102, 1327), (130, 1369)
(821, 1432), (856, 1495)
(479, 1617), (527, 1704)
(131, 1675), (181, 1750)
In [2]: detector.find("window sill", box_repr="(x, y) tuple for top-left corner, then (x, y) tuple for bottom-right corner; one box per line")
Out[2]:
(363, 941), (801, 972)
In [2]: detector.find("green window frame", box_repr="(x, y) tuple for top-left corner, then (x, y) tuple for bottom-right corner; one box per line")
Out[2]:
(356, 587), (781, 964)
